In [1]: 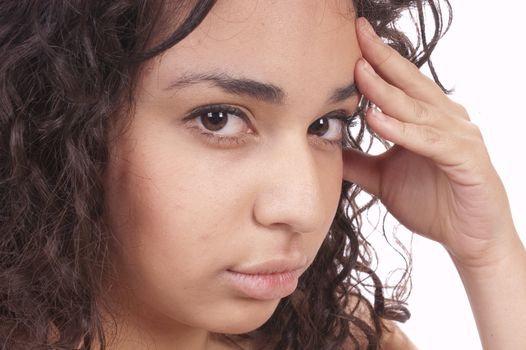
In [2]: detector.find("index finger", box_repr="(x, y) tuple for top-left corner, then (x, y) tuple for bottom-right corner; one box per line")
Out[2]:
(355, 17), (448, 105)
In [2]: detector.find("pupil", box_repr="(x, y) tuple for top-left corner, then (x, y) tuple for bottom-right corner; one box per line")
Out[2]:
(309, 117), (329, 136)
(203, 111), (227, 131)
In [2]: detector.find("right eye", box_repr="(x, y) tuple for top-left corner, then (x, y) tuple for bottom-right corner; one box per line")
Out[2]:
(182, 104), (254, 147)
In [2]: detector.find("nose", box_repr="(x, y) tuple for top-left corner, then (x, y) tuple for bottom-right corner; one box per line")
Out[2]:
(252, 136), (330, 235)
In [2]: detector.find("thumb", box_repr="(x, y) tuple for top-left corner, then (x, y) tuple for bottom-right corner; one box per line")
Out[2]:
(342, 148), (381, 197)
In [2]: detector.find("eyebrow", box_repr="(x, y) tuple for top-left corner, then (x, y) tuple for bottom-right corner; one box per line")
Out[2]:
(164, 71), (357, 105)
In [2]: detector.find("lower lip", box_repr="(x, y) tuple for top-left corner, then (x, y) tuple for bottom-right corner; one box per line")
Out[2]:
(224, 269), (300, 300)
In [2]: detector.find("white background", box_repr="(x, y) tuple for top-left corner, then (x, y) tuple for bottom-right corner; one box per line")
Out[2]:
(390, 2), (526, 349)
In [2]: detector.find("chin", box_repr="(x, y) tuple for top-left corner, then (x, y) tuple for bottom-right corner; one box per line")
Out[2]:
(206, 297), (282, 334)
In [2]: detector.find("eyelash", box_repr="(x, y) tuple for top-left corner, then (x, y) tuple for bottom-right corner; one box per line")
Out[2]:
(183, 104), (357, 148)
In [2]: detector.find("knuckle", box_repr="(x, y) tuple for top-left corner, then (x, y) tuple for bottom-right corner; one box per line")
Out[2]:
(399, 120), (410, 139)
(468, 121), (482, 135)
(458, 119), (482, 138)
(465, 121), (484, 143)
(411, 100), (429, 122)
(420, 126), (442, 145)
(375, 45), (396, 70)
(451, 101), (471, 120)
(400, 122), (441, 146)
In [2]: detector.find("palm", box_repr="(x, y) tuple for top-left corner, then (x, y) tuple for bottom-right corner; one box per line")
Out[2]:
(348, 16), (517, 266)
(355, 144), (512, 263)
(375, 145), (441, 239)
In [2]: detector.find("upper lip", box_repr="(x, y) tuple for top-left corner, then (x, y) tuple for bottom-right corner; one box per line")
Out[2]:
(229, 256), (308, 275)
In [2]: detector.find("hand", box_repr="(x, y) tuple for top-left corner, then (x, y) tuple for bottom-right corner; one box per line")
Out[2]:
(343, 17), (518, 268)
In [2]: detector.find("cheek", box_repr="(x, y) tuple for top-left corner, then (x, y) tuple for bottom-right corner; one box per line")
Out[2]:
(102, 137), (252, 322)
(318, 154), (345, 239)
(104, 142), (234, 278)
(320, 152), (344, 217)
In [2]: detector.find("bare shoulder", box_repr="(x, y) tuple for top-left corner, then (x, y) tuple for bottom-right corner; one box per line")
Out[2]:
(341, 293), (419, 350)
(378, 320), (419, 350)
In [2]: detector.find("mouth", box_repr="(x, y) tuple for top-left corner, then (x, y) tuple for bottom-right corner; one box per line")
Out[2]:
(228, 256), (309, 275)
(224, 256), (308, 300)
(224, 268), (302, 300)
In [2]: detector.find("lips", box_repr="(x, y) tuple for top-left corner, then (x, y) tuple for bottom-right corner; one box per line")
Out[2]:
(224, 256), (309, 300)
(228, 256), (309, 275)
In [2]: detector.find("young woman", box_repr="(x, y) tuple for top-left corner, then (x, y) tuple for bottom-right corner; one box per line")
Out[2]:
(1, 1), (525, 349)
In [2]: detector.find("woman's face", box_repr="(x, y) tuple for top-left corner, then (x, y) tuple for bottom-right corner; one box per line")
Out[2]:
(103, 0), (361, 340)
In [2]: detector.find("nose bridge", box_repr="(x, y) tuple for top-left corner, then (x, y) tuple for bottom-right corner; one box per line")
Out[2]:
(253, 136), (324, 234)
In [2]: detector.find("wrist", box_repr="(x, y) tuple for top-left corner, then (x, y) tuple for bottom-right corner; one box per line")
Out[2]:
(446, 227), (526, 350)
(449, 227), (525, 279)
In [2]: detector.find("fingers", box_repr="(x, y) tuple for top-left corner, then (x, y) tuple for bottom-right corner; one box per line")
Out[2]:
(354, 21), (470, 127)
(345, 17), (483, 187)
(365, 107), (445, 160)
(364, 106), (487, 175)
(356, 58), (442, 127)
(355, 17), (449, 106)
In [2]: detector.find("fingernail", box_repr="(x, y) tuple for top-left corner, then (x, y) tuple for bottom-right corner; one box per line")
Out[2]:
(370, 108), (388, 121)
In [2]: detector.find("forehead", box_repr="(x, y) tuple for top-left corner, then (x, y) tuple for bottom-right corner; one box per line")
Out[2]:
(142, 0), (360, 103)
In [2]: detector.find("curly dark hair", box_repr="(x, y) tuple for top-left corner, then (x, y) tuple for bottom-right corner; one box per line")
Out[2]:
(0, 0), (452, 349)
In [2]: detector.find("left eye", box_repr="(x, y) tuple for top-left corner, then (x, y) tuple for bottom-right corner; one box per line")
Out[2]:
(308, 115), (345, 143)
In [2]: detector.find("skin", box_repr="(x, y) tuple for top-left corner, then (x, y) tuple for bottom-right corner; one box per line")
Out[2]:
(101, 0), (526, 349)
(103, 1), (361, 349)
(348, 18), (526, 349)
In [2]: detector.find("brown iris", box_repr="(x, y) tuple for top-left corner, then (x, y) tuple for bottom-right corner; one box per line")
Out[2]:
(308, 117), (329, 137)
(201, 111), (228, 131)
